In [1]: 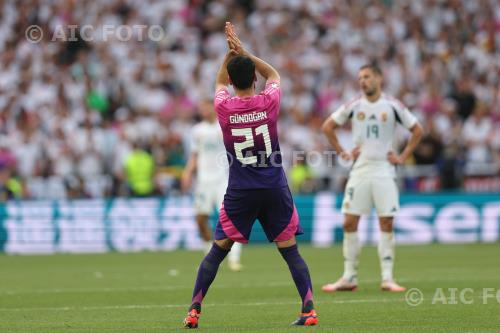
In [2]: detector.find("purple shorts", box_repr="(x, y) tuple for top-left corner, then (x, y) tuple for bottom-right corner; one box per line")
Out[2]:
(214, 186), (303, 243)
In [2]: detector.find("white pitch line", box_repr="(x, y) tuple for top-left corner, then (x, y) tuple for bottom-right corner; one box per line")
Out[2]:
(1, 295), (497, 313)
(0, 276), (496, 296)
(0, 298), (402, 312)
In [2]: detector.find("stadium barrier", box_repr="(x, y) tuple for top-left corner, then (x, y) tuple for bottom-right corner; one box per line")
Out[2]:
(0, 193), (498, 254)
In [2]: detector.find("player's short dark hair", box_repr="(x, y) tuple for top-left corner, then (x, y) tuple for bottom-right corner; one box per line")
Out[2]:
(227, 56), (255, 90)
(360, 64), (382, 76)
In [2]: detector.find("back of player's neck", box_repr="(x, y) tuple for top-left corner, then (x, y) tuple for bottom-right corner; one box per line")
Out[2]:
(365, 91), (382, 103)
(235, 87), (254, 97)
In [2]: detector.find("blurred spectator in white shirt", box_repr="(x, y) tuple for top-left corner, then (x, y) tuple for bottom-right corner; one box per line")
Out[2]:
(462, 103), (493, 165)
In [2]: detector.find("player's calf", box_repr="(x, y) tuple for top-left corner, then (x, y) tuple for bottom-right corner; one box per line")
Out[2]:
(277, 242), (318, 326)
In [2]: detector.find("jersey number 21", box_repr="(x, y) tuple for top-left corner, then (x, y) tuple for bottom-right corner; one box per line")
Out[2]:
(231, 124), (272, 164)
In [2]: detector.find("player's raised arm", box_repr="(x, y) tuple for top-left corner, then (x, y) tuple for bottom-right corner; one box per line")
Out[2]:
(226, 22), (280, 83)
(214, 23), (241, 92)
(247, 52), (280, 83)
(215, 51), (237, 92)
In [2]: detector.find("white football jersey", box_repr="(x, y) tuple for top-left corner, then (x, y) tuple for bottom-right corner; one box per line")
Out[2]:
(190, 120), (229, 183)
(331, 93), (417, 178)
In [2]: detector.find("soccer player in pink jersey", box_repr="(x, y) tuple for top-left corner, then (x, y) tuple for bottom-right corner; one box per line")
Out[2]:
(183, 22), (318, 328)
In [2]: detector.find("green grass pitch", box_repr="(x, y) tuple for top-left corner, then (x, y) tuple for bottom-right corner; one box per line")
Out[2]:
(1, 243), (499, 332)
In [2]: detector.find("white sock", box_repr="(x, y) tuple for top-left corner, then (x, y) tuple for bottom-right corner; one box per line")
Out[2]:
(342, 232), (361, 282)
(378, 232), (395, 282)
(228, 242), (242, 264)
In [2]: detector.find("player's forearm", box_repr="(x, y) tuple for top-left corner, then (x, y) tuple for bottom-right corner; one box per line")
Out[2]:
(325, 133), (345, 154)
(245, 52), (280, 82)
(225, 22), (278, 81)
(183, 154), (198, 177)
(322, 120), (344, 153)
(215, 53), (234, 87)
(400, 123), (423, 161)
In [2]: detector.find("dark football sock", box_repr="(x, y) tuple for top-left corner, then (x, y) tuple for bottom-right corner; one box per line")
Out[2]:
(278, 244), (314, 313)
(190, 243), (230, 311)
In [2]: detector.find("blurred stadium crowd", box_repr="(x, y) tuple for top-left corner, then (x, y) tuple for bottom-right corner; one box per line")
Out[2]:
(0, 0), (499, 200)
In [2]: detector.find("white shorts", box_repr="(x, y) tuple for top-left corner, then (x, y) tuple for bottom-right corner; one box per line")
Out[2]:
(194, 181), (227, 216)
(341, 177), (399, 217)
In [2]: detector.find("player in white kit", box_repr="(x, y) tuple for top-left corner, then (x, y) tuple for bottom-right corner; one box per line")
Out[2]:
(321, 64), (423, 292)
(182, 99), (243, 272)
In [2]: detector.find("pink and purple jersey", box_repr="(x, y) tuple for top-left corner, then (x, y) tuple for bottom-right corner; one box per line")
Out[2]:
(214, 81), (287, 189)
